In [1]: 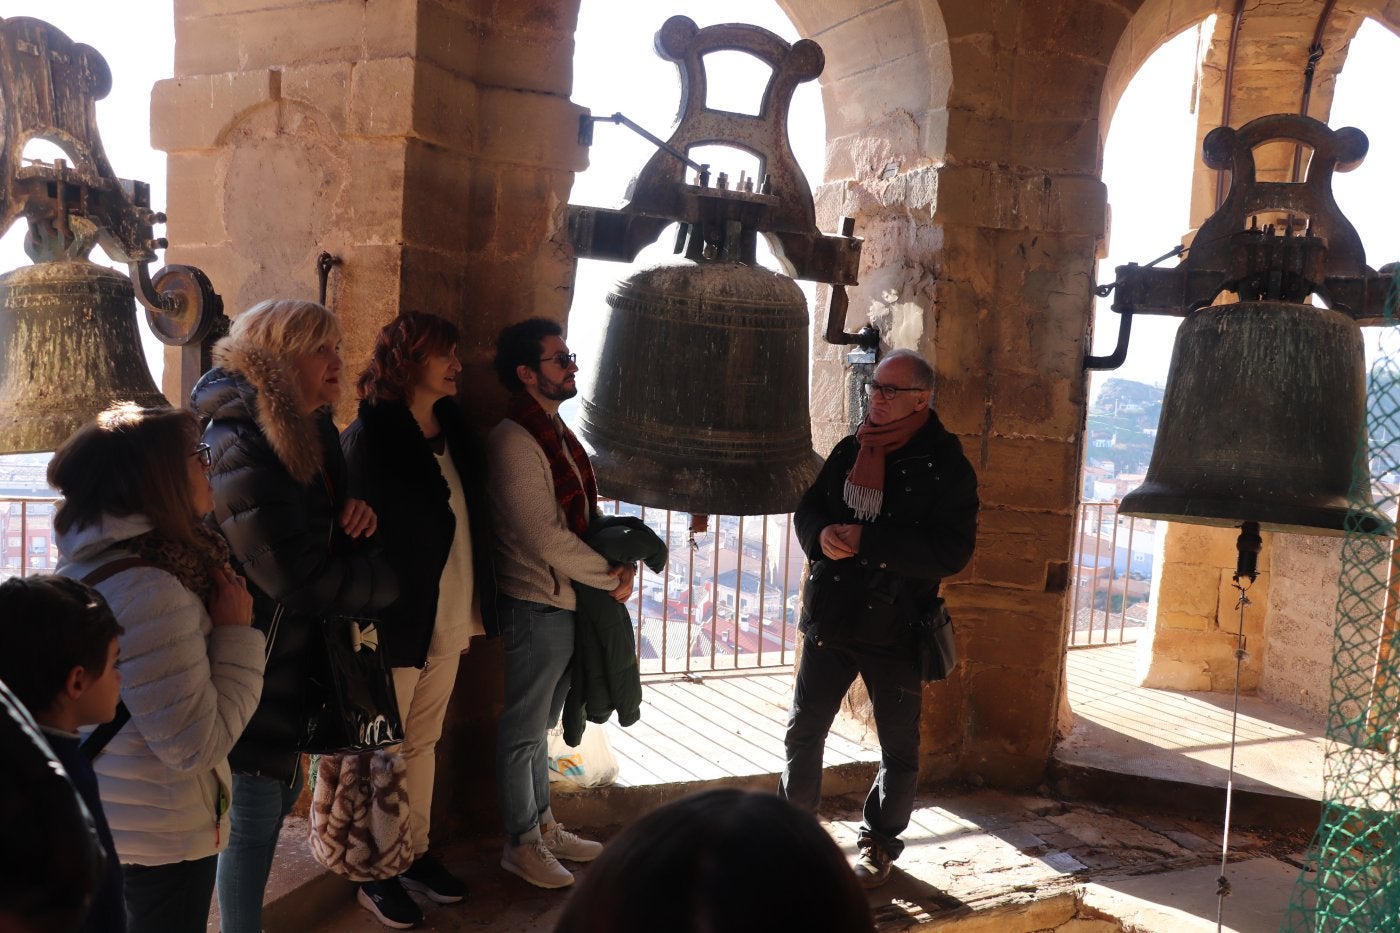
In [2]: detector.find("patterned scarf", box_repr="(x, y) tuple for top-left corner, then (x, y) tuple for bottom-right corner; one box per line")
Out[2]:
(507, 393), (598, 538)
(127, 521), (231, 604)
(843, 408), (931, 521)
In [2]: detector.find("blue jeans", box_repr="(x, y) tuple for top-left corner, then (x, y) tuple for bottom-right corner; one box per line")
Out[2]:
(779, 637), (922, 859)
(495, 597), (575, 846)
(215, 767), (304, 933)
(123, 855), (218, 933)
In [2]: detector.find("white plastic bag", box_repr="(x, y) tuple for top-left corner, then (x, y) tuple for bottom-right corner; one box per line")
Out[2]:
(546, 721), (619, 787)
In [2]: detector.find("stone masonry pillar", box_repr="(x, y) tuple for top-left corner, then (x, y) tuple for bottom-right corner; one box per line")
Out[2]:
(802, 0), (1116, 785)
(155, 0), (587, 834)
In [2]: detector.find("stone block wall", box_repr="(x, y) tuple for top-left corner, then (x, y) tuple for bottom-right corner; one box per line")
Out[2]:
(156, 0), (588, 835)
(1137, 523), (1272, 692)
(155, 0), (587, 417)
(1260, 533), (1344, 720)
(792, 0), (1118, 786)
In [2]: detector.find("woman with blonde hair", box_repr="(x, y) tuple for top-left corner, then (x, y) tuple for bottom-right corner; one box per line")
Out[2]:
(50, 403), (264, 932)
(191, 298), (398, 933)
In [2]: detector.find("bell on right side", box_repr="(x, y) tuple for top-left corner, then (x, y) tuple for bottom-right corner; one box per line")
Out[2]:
(1092, 113), (1396, 537)
(1118, 299), (1385, 535)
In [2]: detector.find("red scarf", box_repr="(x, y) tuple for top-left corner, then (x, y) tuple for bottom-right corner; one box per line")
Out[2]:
(508, 393), (598, 538)
(844, 408), (930, 521)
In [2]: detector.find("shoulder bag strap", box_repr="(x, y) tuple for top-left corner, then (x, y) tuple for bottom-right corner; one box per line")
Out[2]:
(77, 557), (156, 761)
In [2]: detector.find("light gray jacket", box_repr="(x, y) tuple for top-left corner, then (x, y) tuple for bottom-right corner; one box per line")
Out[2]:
(487, 418), (617, 610)
(57, 512), (265, 866)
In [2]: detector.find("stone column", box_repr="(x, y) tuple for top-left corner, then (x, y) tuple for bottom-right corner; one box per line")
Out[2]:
(155, 0), (586, 834)
(801, 0), (1118, 785)
(1138, 523), (1272, 691)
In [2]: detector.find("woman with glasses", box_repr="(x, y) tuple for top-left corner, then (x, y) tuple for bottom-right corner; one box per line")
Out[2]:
(190, 299), (398, 933)
(50, 403), (264, 932)
(339, 312), (497, 926)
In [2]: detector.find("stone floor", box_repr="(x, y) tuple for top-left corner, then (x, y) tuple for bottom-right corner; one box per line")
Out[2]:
(227, 643), (1332, 931)
(294, 787), (1310, 932)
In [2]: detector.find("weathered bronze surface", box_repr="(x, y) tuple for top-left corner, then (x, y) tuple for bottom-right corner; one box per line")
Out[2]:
(579, 261), (821, 515)
(0, 260), (165, 453)
(1101, 112), (1391, 535)
(0, 16), (229, 452)
(567, 17), (858, 514)
(1119, 300), (1384, 535)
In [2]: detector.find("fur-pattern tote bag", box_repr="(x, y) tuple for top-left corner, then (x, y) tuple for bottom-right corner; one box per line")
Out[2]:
(308, 749), (413, 881)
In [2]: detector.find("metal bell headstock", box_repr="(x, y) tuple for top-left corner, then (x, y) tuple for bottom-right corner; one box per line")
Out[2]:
(0, 16), (221, 348)
(1087, 113), (1394, 370)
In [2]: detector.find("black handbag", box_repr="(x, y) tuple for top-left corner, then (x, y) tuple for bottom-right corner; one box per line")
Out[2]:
(914, 598), (958, 682)
(297, 613), (404, 754)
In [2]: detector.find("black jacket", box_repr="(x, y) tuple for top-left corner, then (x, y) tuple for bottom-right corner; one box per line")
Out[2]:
(795, 412), (979, 647)
(191, 340), (398, 783)
(341, 397), (499, 668)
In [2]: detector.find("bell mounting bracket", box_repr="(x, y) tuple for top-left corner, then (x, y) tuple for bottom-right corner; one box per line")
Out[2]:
(0, 16), (220, 346)
(565, 15), (866, 342)
(1086, 113), (1396, 370)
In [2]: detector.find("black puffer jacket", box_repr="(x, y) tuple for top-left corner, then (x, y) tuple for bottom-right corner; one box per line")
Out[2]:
(341, 397), (499, 669)
(795, 412), (979, 647)
(191, 339), (398, 783)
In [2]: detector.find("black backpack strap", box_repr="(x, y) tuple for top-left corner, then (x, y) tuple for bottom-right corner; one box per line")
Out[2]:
(81, 704), (130, 761)
(77, 557), (155, 760)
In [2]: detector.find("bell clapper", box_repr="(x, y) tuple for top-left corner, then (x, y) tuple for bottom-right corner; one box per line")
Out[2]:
(689, 514), (708, 551)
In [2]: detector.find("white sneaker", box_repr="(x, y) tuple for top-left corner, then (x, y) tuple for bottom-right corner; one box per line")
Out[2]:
(501, 840), (574, 889)
(542, 821), (604, 862)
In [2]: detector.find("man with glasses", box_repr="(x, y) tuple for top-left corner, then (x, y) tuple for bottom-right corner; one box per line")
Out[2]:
(780, 348), (979, 888)
(486, 318), (633, 889)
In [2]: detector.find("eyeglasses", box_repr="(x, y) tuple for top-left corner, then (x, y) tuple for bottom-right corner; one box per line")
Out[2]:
(538, 352), (578, 368)
(192, 443), (212, 469)
(864, 381), (924, 401)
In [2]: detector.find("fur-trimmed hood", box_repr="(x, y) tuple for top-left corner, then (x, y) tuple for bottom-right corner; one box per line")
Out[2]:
(190, 337), (325, 485)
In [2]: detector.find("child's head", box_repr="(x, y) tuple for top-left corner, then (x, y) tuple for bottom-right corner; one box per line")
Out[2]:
(0, 576), (123, 728)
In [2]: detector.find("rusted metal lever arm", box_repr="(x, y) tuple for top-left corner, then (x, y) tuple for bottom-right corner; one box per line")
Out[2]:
(821, 217), (876, 349)
(823, 283), (877, 349)
(579, 112), (710, 185)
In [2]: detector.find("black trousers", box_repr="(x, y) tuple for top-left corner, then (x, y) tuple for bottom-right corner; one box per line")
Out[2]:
(778, 636), (923, 858)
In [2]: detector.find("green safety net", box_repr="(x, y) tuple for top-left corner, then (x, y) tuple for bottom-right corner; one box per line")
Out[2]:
(1284, 266), (1400, 931)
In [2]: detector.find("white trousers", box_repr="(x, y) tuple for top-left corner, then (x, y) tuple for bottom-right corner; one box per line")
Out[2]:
(391, 651), (463, 858)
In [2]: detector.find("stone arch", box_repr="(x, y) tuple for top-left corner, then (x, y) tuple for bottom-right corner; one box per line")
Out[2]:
(1100, 0), (1220, 163)
(1104, 0), (1399, 230)
(776, 0), (953, 177)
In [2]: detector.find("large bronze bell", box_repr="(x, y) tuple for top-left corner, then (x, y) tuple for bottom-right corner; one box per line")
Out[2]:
(1118, 300), (1384, 535)
(579, 260), (821, 515)
(564, 17), (862, 516)
(1094, 114), (1395, 537)
(0, 258), (166, 454)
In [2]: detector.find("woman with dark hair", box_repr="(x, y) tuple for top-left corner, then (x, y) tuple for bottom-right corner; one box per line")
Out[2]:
(50, 403), (264, 933)
(190, 299), (398, 933)
(553, 788), (876, 933)
(340, 311), (497, 927)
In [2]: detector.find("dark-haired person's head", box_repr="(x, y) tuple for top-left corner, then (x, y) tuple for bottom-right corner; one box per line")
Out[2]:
(0, 678), (103, 933)
(553, 789), (875, 933)
(0, 575), (122, 725)
(48, 403), (205, 544)
(493, 317), (563, 393)
(356, 311), (462, 405)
